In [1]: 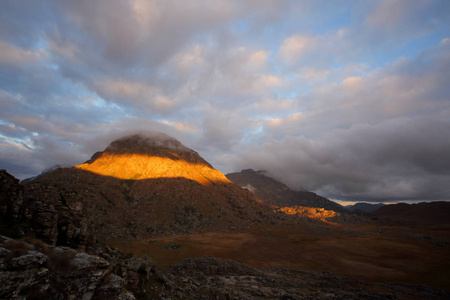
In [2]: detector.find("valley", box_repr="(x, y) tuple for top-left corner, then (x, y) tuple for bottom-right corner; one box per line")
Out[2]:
(110, 222), (450, 292)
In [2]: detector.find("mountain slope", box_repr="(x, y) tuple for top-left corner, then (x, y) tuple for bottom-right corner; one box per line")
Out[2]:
(17, 134), (277, 245)
(226, 169), (346, 213)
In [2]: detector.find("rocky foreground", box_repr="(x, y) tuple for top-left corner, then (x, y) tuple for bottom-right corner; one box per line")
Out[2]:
(1, 235), (448, 300)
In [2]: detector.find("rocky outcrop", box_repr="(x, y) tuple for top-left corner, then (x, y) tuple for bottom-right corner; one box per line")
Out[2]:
(168, 256), (448, 300)
(0, 235), (171, 300)
(0, 169), (89, 249)
(278, 206), (340, 224)
(0, 236), (123, 299)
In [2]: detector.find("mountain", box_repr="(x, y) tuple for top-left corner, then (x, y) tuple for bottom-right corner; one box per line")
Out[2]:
(371, 201), (450, 226)
(226, 169), (346, 213)
(2, 133), (277, 248)
(76, 133), (227, 185)
(345, 202), (385, 212)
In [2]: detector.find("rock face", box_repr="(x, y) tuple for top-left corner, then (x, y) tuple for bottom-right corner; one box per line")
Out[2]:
(277, 206), (341, 224)
(226, 169), (346, 213)
(0, 169), (89, 249)
(0, 235), (168, 300)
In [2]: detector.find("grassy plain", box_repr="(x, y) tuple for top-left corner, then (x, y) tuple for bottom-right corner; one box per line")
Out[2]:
(109, 222), (450, 292)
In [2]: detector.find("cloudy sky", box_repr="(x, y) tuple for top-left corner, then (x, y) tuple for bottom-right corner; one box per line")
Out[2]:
(1, 0), (450, 203)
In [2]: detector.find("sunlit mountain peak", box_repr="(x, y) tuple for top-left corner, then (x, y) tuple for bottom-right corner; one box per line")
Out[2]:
(75, 133), (230, 185)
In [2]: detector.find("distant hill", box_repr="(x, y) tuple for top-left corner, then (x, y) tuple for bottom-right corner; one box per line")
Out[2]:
(20, 164), (69, 184)
(371, 201), (450, 226)
(226, 169), (346, 213)
(345, 202), (385, 213)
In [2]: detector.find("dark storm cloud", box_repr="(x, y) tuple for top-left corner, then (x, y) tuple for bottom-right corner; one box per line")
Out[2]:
(232, 117), (450, 202)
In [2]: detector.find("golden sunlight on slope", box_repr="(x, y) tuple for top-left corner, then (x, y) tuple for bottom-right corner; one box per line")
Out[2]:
(278, 206), (340, 225)
(75, 152), (230, 186)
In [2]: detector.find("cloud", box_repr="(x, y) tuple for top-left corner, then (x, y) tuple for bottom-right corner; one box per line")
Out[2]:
(0, 41), (45, 66)
(226, 40), (450, 202)
(92, 79), (176, 113)
(341, 76), (364, 91)
(279, 35), (314, 64)
(247, 50), (269, 69)
(363, 0), (449, 38)
(231, 116), (450, 201)
(1, 0), (449, 203)
(171, 45), (207, 73)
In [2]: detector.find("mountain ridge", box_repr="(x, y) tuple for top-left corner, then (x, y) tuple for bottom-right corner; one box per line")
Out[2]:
(345, 202), (385, 213)
(226, 169), (346, 213)
(371, 201), (450, 226)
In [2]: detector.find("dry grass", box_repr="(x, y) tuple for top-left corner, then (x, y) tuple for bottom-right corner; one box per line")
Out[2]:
(109, 223), (450, 292)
